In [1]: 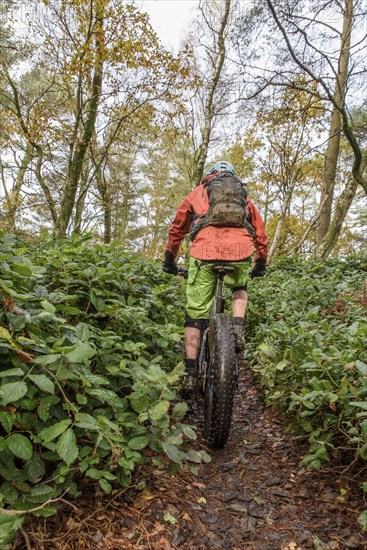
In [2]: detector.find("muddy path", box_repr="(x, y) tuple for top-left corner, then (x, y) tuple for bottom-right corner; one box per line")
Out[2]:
(14, 364), (366, 549)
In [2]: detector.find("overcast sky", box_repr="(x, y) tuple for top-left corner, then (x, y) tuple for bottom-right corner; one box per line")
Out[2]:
(139, 0), (199, 51)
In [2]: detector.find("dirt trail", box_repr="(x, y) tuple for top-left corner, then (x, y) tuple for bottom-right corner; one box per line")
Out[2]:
(15, 364), (366, 549)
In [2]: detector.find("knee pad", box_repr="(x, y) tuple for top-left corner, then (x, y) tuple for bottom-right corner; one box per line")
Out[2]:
(184, 314), (206, 330)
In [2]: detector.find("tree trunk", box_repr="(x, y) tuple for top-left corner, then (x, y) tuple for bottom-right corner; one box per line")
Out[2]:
(315, 0), (353, 253)
(319, 176), (358, 258)
(73, 158), (90, 235)
(192, 0), (231, 186)
(34, 145), (58, 224)
(103, 198), (112, 244)
(268, 179), (296, 261)
(54, 2), (105, 238)
(94, 157), (112, 244)
(5, 143), (33, 230)
(319, 156), (367, 258)
(295, 194), (329, 254)
(119, 175), (131, 245)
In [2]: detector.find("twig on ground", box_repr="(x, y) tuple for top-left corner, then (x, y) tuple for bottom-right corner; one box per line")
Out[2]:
(20, 527), (31, 550)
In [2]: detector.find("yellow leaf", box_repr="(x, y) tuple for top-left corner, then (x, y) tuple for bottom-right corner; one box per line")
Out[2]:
(197, 497), (206, 504)
(0, 326), (12, 340)
(142, 489), (155, 501)
(17, 336), (35, 344)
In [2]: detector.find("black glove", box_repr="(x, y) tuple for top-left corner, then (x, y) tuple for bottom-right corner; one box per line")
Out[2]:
(250, 258), (266, 278)
(177, 268), (188, 279)
(163, 251), (178, 275)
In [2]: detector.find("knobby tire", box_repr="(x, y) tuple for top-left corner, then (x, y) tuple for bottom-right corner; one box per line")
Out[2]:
(204, 314), (237, 449)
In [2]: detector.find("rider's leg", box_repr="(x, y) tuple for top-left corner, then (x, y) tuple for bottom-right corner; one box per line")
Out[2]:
(184, 323), (202, 391)
(185, 259), (216, 371)
(185, 327), (201, 376)
(184, 316), (205, 378)
(232, 289), (248, 317)
(232, 289), (248, 351)
(185, 326), (201, 361)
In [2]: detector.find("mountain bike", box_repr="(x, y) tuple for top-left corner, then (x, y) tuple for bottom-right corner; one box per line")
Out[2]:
(178, 265), (238, 449)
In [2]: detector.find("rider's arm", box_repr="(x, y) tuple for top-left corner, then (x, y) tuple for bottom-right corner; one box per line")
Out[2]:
(166, 193), (194, 259)
(247, 199), (269, 263)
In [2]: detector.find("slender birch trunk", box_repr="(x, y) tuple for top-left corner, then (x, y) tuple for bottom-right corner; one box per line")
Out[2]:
(34, 146), (58, 224)
(268, 179), (296, 261)
(73, 159), (91, 235)
(192, 0), (231, 186)
(54, 2), (105, 237)
(315, 0), (353, 253)
(119, 174), (132, 245)
(94, 159), (112, 244)
(319, 156), (367, 258)
(5, 143), (33, 230)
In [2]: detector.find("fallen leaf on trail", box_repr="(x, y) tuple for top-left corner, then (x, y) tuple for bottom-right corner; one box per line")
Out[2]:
(66, 518), (80, 530)
(163, 511), (178, 525)
(252, 494), (264, 505)
(142, 489), (155, 501)
(228, 503), (247, 513)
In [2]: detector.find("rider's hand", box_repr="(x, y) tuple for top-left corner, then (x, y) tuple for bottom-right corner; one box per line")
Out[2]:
(250, 258), (266, 278)
(163, 251), (178, 275)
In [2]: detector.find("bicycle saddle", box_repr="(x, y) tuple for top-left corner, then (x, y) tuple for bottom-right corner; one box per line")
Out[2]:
(211, 265), (236, 274)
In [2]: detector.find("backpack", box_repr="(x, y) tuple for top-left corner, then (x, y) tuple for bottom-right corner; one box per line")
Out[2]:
(190, 171), (255, 240)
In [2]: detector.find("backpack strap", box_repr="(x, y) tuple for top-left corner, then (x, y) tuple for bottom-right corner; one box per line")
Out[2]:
(190, 214), (208, 241)
(243, 203), (256, 238)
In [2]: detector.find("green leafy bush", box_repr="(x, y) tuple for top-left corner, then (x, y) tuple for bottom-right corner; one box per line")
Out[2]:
(246, 256), (367, 526)
(0, 233), (209, 546)
(246, 256), (367, 467)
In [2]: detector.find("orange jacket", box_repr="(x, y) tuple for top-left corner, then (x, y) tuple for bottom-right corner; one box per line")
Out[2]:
(166, 179), (269, 262)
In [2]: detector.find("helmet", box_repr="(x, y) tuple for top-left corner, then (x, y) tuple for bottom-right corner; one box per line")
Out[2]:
(209, 160), (236, 176)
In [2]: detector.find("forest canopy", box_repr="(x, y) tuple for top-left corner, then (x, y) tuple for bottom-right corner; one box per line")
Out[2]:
(0, 0), (366, 258)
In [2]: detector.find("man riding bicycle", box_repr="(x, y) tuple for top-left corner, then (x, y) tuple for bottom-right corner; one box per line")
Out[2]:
(163, 161), (269, 389)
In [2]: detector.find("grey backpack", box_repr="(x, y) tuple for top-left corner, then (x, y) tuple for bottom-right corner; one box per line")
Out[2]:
(190, 171), (255, 240)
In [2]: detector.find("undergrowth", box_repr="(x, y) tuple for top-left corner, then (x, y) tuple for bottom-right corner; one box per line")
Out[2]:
(0, 233), (209, 547)
(2, 234), (366, 542)
(246, 255), (367, 529)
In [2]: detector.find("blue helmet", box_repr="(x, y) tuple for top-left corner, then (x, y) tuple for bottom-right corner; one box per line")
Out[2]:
(209, 160), (236, 176)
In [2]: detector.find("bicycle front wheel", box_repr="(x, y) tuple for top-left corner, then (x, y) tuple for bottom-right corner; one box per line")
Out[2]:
(204, 314), (237, 449)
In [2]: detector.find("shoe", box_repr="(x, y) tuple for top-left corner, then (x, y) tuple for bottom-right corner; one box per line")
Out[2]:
(184, 373), (195, 392)
(182, 367), (196, 396)
(232, 319), (244, 353)
(234, 333), (244, 353)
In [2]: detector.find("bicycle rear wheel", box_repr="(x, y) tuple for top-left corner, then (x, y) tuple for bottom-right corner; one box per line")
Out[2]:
(204, 313), (237, 449)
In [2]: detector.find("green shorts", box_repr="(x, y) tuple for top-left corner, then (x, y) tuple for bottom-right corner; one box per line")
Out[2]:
(185, 257), (250, 320)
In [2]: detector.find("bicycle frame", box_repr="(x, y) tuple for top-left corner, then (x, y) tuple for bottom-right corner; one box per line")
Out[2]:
(178, 262), (240, 447)
(212, 267), (230, 315)
(198, 265), (237, 395)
